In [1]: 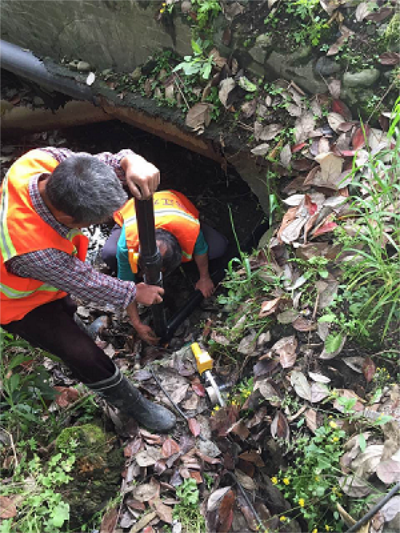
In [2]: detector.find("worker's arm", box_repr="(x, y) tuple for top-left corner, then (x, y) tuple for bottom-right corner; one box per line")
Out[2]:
(6, 250), (163, 313)
(194, 252), (214, 298)
(39, 147), (159, 200)
(126, 300), (160, 345)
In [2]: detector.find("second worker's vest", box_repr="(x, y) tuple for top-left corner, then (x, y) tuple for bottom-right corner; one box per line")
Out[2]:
(114, 190), (200, 274)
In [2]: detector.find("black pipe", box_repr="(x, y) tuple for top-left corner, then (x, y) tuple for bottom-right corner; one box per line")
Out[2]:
(0, 39), (93, 101)
(134, 198), (168, 338)
(164, 221), (269, 340)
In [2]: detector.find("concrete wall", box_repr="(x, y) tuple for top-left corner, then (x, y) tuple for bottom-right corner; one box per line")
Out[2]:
(1, 0), (192, 71)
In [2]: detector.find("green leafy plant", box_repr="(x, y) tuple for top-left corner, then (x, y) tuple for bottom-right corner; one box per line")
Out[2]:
(173, 38), (215, 80)
(0, 439), (77, 533)
(191, 0), (221, 33)
(173, 478), (205, 533)
(0, 329), (57, 436)
(335, 108), (400, 341)
(273, 420), (347, 532)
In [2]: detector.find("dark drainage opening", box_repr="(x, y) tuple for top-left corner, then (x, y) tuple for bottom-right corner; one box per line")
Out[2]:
(3, 118), (265, 348)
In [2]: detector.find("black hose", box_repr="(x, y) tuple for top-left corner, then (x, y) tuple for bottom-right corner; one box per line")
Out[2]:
(164, 221), (269, 340)
(345, 482), (400, 533)
(0, 39), (93, 101)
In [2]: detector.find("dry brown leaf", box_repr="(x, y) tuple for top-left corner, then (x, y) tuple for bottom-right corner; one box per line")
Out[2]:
(239, 451), (265, 467)
(339, 475), (372, 497)
(308, 372), (331, 384)
(259, 297), (281, 317)
(219, 78), (236, 109)
(294, 111), (316, 143)
(280, 143), (292, 168)
(272, 336), (298, 368)
(355, 1), (375, 21)
(235, 469), (256, 491)
(136, 447), (163, 467)
(271, 411), (290, 440)
(305, 408), (318, 433)
(376, 459), (400, 484)
(188, 418), (201, 437)
(311, 382), (330, 403)
(381, 496), (400, 522)
(241, 99), (257, 118)
(328, 80), (341, 99)
(132, 479), (160, 502)
(207, 487), (232, 512)
(291, 371), (312, 401)
(0, 496), (17, 519)
(259, 124), (284, 141)
(185, 103), (213, 133)
(162, 438), (180, 458)
(217, 489), (235, 533)
(227, 419), (250, 440)
(328, 112), (346, 133)
(153, 499), (173, 524)
(251, 143), (270, 156)
(379, 52), (400, 65)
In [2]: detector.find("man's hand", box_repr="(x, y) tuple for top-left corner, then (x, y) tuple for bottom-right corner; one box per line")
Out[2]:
(121, 154), (160, 200)
(134, 322), (159, 345)
(126, 300), (160, 345)
(135, 283), (164, 306)
(195, 276), (215, 298)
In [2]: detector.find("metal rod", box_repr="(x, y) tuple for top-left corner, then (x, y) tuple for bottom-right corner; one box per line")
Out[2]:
(134, 198), (168, 339)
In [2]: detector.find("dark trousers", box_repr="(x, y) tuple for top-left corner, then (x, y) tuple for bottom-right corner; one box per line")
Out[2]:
(2, 297), (115, 383)
(102, 222), (229, 273)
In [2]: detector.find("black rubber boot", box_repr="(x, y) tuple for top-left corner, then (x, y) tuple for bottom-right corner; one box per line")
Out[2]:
(86, 365), (176, 433)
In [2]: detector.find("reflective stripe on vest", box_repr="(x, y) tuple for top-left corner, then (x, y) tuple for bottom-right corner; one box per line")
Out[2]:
(115, 191), (200, 265)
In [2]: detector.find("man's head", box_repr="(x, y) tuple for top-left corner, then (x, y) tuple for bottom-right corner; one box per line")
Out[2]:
(46, 155), (128, 227)
(155, 229), (182, 276)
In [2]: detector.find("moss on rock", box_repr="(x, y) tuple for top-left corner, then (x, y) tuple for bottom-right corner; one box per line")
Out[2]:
(384, 13), (400, 49)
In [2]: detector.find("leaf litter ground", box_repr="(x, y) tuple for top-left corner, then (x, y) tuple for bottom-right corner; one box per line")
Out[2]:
(1, 23), (400, 531)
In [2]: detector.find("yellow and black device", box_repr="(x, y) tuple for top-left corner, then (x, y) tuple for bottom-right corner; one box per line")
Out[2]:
(190, 343), (225, 407)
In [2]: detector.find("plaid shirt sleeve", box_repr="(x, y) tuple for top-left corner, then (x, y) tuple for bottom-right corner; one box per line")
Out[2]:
(39, 147), (136, 185)
(6, 249), (136, 311)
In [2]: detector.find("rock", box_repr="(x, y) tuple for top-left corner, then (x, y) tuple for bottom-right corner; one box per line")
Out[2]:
(265, 48), (327, 94)
(130, 66), (142, 82)
(181, 0), (191, 13)
(33, 96), (44, 106)
(68, 60), (80, 70)
(76, 61), (91, 72)
(249, 43), (268, 65)
(315, 56), (341, 76)
(101, 68), (112, 76)
(343, 68), (380, 88)
(256, 33), (273, 48)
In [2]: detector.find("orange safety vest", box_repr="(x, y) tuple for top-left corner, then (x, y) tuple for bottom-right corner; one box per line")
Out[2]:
(114, 190), (200, 273)
(0, 149), (89, 324)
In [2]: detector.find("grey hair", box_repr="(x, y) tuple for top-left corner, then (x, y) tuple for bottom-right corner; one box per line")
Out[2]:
(46, 155), (128, 224)
(155, 229), (182, 276)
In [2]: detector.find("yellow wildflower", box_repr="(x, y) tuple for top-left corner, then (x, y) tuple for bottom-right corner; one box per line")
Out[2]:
(271, 477), (278, 485)
(329, 421), (337, 429)
(332, 436), (339, 442)
(325, 525), (332, 531)
(315, 476), (320, 482)
(283, 478), (290, 485)
(160, 7), (165, 13)
(280, 516), (287, 522)
(312, 529), (318, 533)
(211, 406), (220, 416)
(298, 498), (305, 507)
